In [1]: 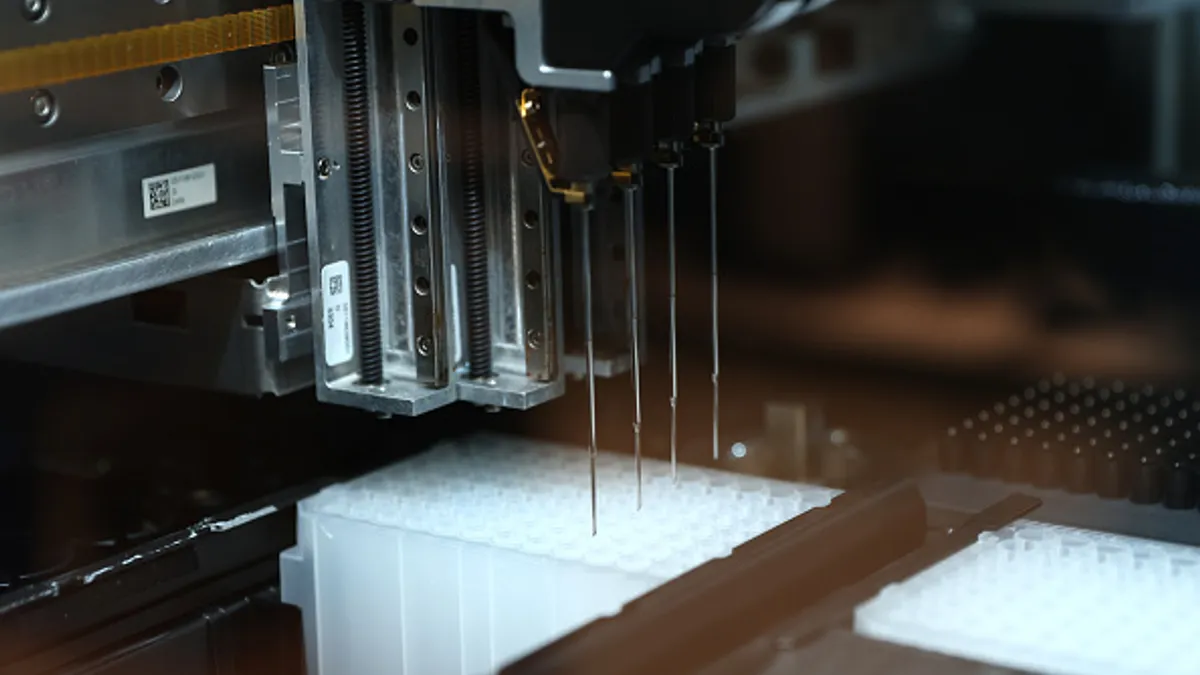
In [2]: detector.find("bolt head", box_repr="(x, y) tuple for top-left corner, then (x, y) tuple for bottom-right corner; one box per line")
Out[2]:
(30, 90), (55, 125)
(520, 148), (536, 167)
(416, 335), (432, 356)
(270, 43), (296, 65)
(526, 329), (543, 350)
(316, 157), (333, 179)
(22, 0), (47, 20)
(408, 153), (425, 173)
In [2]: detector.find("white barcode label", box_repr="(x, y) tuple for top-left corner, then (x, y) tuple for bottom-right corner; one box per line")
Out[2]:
(141, 163), (218, 218)
(321, 261), (355, 367)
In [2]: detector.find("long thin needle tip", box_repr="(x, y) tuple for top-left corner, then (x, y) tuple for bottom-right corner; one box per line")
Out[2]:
(709, 147), (720, 463)
(581, 205), (598, 536)
(667, 164), (679, 482)
(624, 176), (643, 511)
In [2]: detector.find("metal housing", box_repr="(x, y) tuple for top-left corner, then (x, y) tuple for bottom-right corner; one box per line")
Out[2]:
(296, 1), (565, 415)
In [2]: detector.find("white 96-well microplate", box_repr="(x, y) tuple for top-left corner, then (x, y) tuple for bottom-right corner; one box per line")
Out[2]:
(855, 520), (1200, 675)
(280, 434), (840, 675)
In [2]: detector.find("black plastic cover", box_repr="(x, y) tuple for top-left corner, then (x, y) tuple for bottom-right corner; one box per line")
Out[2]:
(540, 0), (779, 75)
(504, 481), (928, 675)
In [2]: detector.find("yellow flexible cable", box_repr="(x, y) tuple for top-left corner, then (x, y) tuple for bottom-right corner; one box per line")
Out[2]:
(0, 4), (295, 96)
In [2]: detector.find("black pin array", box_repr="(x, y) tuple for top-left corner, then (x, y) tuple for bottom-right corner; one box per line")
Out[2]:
(939, 377), (1200, 511)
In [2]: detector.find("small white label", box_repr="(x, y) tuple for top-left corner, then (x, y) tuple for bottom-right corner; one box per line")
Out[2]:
(321, 261), (355, 367)
(141, 163), (218, 218)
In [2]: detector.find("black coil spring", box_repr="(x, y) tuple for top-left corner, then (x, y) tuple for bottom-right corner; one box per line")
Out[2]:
(459, 14), (491, 379)
(342, 2), (383, 384)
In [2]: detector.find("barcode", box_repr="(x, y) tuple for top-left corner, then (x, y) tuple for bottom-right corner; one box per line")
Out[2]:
(147, 179), (170, 210)
(321, 261), (354, 366)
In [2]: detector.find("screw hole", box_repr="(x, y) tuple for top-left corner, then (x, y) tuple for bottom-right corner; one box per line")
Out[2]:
(405, 90), (422, 110)
(270, 43), (296, 65)
(30, 90), (57, 127)
(525, 270), (542, 291)
(411, 215), (428, 235)
(523, 210), (539, 229)
(156, 65), (183, 102)
(403, 28), (419, 46)
(414, 276), (431, 296)
(21, 0), (48, 22)
(316, 157), (334, 179)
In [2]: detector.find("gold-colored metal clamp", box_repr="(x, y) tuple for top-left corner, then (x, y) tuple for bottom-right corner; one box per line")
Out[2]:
(0, 5), (295, 96)
(611, 165), (638, 188)
(515, 88), (591, 205)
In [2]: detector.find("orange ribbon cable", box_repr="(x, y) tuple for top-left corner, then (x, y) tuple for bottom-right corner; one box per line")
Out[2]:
(0, 4), (295, 96)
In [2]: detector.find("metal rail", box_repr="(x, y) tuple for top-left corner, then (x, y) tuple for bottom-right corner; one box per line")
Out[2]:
(0, 221), (274, 330)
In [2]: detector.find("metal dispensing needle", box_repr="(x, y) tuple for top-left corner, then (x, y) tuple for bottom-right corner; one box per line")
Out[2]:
(666, 162), (679, 480)
(622, 172), (644, 508)
(707, 141), (720, 462)
(580, 205), (598, 535)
